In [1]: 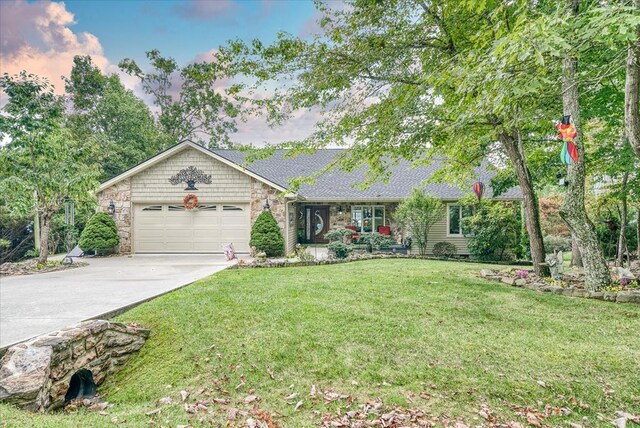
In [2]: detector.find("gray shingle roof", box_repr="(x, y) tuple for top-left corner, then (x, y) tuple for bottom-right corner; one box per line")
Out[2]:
(211, 148), (522, 201)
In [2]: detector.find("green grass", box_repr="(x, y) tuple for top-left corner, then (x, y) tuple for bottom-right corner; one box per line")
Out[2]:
(2, 259), (639, 427)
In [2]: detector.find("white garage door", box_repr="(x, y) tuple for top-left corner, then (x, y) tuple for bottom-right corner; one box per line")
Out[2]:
(133, 203), (250, 253)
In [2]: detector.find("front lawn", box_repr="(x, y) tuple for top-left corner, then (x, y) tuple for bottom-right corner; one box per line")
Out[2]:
(1, 259), (639, 427)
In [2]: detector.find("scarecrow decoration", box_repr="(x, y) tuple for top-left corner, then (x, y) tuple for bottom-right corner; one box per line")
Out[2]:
(472, 181), (485, 201)
(557, 115), (579, 165)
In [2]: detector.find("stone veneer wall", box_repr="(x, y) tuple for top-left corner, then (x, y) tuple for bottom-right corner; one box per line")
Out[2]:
(250, 178), (293, 253)
(0, 320), (149, 412)
(97, 179), (132, 253)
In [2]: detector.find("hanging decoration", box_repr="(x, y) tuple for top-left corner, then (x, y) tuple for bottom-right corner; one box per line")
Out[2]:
(472, 181), (485, 201)
(557, 115), (579, 164)
(183, 194), (199, 210)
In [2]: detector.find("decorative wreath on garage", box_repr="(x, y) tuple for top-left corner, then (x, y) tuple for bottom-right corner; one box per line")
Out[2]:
(183, 194), (199, 210)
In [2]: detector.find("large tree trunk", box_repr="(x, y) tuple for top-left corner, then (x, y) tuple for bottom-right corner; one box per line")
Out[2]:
(637, 208), (640, 260)
(498, 131), (549, 276)
(616, 172), (629, 266)
(625, 0), (640, 160)
(558, 0), (610, 291)
(37, 213), (52, 264)
(571, 235), (583, 267)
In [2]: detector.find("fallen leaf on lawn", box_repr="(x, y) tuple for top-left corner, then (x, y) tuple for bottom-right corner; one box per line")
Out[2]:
(310, 385), (317, 397)
(323, 392), (349, 402)
(235, 380), (246, 390)
(246, 418), (256, 428)
(569, 423), (583, 428)
(244, 395), (259, 404)
(612, 417), (627, 428)
(267, 367), (275, 379)
(88, 402), (109, 411)
(145, 408), (161, 416)
(228, 407), (239, 420)
(537, 380), (546, 388)
(213, 397), (231, 404)
(294, 400), (303, 411)
(285, 392), (298, 400)
(351, 380), (358, 386)
(526, 412), (542, 427)
(180, 390), (189, 402)
(98, 411), (109, 416)
(157, 396), (172, 405)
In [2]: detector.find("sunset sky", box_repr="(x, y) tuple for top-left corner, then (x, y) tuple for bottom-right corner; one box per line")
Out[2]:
(0, 0), (323, 145)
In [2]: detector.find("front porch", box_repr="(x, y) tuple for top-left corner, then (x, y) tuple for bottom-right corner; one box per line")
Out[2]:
(285, 200), (472, 256)
(294, 202), (400, 245)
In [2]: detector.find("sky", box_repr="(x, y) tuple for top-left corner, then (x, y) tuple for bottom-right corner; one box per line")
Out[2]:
(0, 0), (324, 145)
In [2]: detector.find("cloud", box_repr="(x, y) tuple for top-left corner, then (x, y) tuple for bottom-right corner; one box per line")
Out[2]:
(173, 0), (236, 21)
(0, 0), (110, 94)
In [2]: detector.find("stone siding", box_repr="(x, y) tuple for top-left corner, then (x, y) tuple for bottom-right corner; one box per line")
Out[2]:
(97, 179), (131, 253)
(250, 178), (292, 253)
(0, 320), (149, 412)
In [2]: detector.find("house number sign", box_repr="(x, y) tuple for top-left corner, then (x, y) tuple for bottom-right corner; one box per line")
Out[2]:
(169, 166), (212, 190)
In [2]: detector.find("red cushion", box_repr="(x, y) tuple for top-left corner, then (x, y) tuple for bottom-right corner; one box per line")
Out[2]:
(378, 226), (391, 235)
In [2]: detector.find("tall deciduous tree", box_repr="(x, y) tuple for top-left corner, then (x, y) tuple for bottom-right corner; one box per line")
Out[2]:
(119, 50), (239, 147)
(0, 72), (100, 263)
(626, 0), (640, 160)
(65, 56), (164, 180)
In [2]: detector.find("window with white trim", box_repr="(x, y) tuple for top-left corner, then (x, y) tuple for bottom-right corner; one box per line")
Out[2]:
(351, 205), (385, 233)
(447, 204), (474, 236)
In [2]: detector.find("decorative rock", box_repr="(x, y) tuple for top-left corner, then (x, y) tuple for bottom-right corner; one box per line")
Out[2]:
(501, 277), (516, 286)
(616, 291), (640, 304)
(514, 278), (527, 287)
(0, 320), (149, 412)
(588, 292), (604, 300)
(479, 269), (495, 277)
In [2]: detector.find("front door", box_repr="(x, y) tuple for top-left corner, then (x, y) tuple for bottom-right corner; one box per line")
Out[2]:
(306, 206), (329, 243)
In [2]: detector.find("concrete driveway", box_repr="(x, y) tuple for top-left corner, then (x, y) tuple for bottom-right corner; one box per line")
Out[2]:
(0, 255), (235, 348)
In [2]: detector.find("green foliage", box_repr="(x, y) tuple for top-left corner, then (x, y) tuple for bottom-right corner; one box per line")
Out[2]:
(0, 72), (100, 262)
(0, 239), (10, 250)
(65, 56), (164, 180)
(324, 228), (353, 243)
(119, 50), (239, 147)
(249, 211), (284, 257)
(78, 212), (120, 253)
(462, 201), (521, 261)
(327, 241), (352, 259)
(395, 190), (444, 256)
(544, 235), (572, 254)
(432, 242), (458, 258)
(359, 232), (395, 251)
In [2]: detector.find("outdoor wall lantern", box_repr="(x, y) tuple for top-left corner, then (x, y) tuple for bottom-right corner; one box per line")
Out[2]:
(107, 200), (116, 216)
(263, 199), (271, 211)
(338, 205), (343, 215)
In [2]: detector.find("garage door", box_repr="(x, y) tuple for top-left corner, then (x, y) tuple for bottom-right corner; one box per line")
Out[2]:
(133, 203), (250, 253)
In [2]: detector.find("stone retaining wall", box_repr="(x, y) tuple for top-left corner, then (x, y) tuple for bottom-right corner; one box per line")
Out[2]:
(0, 320), (149, 412)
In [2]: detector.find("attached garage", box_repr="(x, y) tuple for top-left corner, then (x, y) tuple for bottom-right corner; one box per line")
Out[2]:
(96, 142), (291, 254)
(133, 203), (250, 253)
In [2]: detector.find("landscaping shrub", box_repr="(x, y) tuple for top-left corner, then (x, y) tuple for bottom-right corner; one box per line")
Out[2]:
(462, 201), (520, 261)
(78, 212), (119, 254)
(395, 189), (444, 256)
(360, 232), (395, 251)
(543, 235), (571, 253)
(249, 211), (285, 257)
(324, 228), (353, 244)
(432, 241), (457, 258)
(327, 241), (352, 259)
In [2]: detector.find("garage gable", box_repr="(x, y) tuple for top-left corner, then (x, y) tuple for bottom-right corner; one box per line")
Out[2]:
(130, 147), (251, 203)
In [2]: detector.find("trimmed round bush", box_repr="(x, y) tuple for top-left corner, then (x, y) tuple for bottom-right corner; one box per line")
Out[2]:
(78, 212), (120, 254)
(250, 211), (285, 257)
(432, 241), (457, 258)
(327, 241), (352, 259)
